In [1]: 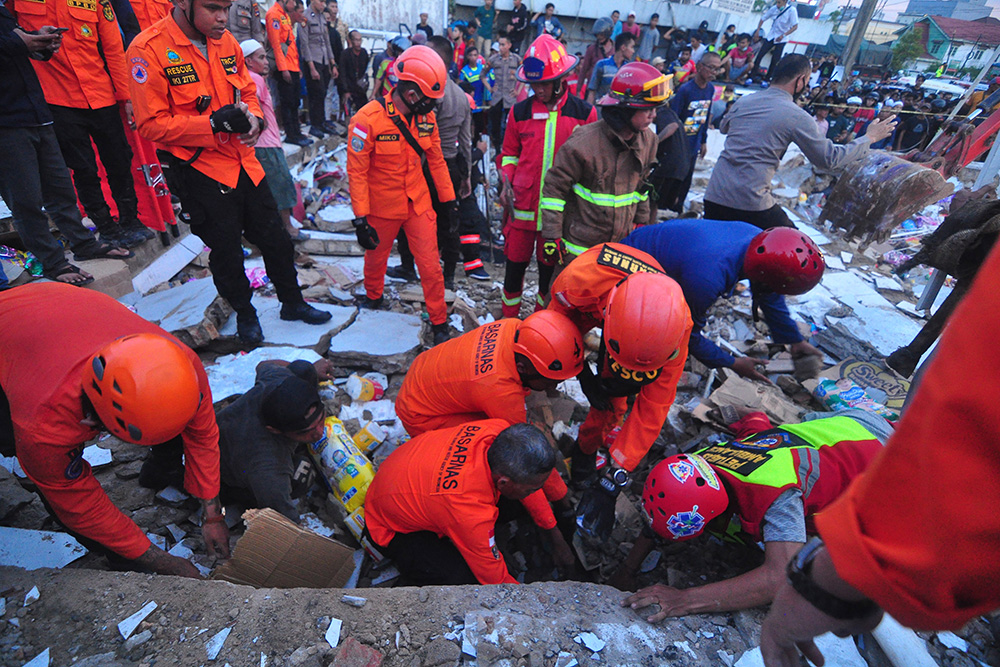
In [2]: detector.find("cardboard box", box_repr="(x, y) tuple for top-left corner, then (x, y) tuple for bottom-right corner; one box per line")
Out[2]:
(212, 508), (357, 589)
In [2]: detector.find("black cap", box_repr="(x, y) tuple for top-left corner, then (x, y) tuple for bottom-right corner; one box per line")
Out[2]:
(261, 372), (323, 433)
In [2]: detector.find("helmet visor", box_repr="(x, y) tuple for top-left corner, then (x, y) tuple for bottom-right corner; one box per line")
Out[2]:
(643, 73), (673, 103)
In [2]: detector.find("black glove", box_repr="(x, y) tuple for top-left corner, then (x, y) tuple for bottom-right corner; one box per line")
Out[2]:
(575, 464), (629, 542)
(446, 200), (460, 235)
(540, 238), (564, 266)
(353, 216), (380, 250)
(578, 363), (612, 411)
(209, 105), (251, 134)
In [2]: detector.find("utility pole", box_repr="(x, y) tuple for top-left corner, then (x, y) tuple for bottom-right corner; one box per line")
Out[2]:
(840, 0), (878, 75)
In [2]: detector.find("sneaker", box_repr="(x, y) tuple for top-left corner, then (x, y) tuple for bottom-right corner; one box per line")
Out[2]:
(236, 310), (264, 346)
(285, 135), (313, 147)
(308, 126), (327, 139)
(121, 220), (156, 241)
(432, 322), (450, 346)
(358, 295), (384, 310)
(466, 266), (490, 281)
(100, 227), (145, 249)
(280, 301), (333, 324)
(385, 264), (417, 281)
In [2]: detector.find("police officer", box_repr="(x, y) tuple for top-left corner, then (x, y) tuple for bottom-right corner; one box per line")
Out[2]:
(299, 0), (336, 138)
(227, 0), (263, 43)
(126, 0), (332, 345)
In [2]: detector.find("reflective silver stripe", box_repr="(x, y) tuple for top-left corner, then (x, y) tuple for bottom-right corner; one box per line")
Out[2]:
(798, 448), (822, 499)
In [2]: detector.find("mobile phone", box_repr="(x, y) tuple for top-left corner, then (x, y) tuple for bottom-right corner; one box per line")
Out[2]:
(52, 27), (70, 33)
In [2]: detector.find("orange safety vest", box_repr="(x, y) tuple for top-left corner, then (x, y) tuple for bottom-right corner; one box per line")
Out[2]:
(126, 14), (265, 188)
(265, 2), (298, 72)
(11, 0), (131, 109)
(347, 93), (457, 219)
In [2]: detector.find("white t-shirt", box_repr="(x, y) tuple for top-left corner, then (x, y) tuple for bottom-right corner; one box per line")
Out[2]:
(762, 3), (798, 43)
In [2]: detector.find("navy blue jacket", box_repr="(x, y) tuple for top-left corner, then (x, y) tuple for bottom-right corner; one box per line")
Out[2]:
(622, 219), (803, 368)
(0, 3), (52, 128)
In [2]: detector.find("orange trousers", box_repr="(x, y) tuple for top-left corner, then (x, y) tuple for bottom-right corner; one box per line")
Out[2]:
(364, 202), (447, 325)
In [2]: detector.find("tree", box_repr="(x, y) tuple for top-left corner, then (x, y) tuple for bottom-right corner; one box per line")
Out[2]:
(891, 28), (924, 70)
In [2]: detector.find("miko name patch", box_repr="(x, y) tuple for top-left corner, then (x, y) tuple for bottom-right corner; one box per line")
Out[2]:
(596, 244), (662, 276)
(164, 63), (199, 86)
(375, 133), (399, 142)
(219, 55), (238, 75)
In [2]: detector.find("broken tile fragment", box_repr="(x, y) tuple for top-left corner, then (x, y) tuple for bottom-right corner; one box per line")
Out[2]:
(118, 600), (158, 639)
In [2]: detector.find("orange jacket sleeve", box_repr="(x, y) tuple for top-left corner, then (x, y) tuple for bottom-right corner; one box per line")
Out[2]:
(266, 8), (291, 71)
(346, 114), (374, 217)
(816, 245), (1000, 631)
(519, 468), (567, 531)
(445, 500), (518, 585)
(18, 443), (151, 560)
(609, 316), (693, 472)
(180, 361), (221, 500)
(126, 39), (217, 148)
(97, 0), (132, 101)
(426, 114), (457, 203)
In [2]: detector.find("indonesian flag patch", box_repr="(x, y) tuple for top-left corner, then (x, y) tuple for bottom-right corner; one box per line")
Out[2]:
(488, 529), (499, 560)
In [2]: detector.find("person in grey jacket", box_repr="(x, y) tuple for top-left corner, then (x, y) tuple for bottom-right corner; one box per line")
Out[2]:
(704, 54), (896, 230)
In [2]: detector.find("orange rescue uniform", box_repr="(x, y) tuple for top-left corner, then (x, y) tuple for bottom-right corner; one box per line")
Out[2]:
(265, 2), (298, 73)
(126, 14), (265, 189)
(394, 319), (568, 530)
(11, 0), (130, 109)
(347, 94), (456, 325)
(549, 243), (693, 472)
(365, 420), (519, 585)
(816, 241), (1000, 631)
(0, 284), (220, 560)
(129, 0), (172, 31)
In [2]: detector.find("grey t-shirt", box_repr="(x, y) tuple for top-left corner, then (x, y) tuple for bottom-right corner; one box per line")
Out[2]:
(217, 364), (301, 521)
(705, 86), (871, 211)
(760, 408), (891, 543)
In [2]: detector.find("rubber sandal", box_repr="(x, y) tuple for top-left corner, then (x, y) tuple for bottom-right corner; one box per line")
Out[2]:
(73, 241), (135, 261)
(42, 264), (95, 287)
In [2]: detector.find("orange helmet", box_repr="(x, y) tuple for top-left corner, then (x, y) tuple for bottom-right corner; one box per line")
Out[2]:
(603, 272), (688, 372)
(516, 34), (579, 83)
(394, 44), (447, 99)
(82, 334), (201, 445)
(514, 310), (585, 381)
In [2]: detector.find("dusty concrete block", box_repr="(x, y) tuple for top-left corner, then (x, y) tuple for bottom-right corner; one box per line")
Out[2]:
(133, 278), (232, 349)
(299, 231), (365, 256)
(420, 638), (459, 667)
(77, 258), (132, 299)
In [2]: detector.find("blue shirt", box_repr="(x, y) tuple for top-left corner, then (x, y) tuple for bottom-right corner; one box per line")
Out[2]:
(588, 56), (624, 101)
(461, 63), (487, 112)
(622, 219), (804, 368)
(669, 79), (716, 159)
(533, 14), (563, 38)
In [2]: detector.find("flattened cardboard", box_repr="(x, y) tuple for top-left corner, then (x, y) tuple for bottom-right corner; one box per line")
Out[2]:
(708, 373), (803, 424)
(212, 509), (356, 589)
(819, 358), (910, 410)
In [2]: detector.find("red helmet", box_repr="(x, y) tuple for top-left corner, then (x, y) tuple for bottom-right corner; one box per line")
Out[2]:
(82, 334), (201, 445)
(744, 227), (825, 295)
(394, 44), (447, 99)
(516, 34), (579, 83)
(642, 454), (729, 541)
(603, 272), (688, 373)
(514, 310), (584, 381)
(598, 62), (672, 108)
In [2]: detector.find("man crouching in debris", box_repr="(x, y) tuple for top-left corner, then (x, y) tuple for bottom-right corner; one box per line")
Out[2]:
(395, 311), (585, 574)
(364, 420), (555, 585)
(0, 284), (229, 578)
(616, 408), (893, 620)
(622, 222), (826, 384)
(215, 358), (334, 521)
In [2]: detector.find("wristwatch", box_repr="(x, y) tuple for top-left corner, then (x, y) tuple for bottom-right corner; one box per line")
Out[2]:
(786, 537), (877, 620)
(203, 506), (227, 525)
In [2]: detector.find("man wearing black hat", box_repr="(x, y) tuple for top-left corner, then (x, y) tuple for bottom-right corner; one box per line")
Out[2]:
(216, 358), (334, 521)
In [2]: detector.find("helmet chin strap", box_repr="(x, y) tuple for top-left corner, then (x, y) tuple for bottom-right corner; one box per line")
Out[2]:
(184, 0), (208, 41)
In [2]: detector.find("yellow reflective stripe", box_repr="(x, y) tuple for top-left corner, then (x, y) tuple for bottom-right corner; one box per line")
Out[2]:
(539, 198), (565, 211)
(536, 110), (558, 231)
(571, 183), (649, 207)
(513, 209), (536, 220)
(501, 156), (519, 167)
(501, 292), (522, 306)
(562, 238), (589, 255)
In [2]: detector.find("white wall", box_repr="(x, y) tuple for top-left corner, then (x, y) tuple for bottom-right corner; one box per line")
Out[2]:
(338, 0), (447, 39)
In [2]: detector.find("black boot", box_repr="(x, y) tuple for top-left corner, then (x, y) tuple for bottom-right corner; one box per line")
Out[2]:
(432, 322), (450, 346)
(358, 295), (384, 310)
(442, 262), (456, 292)
(570, 445), (597, 489)
(280, 301), (333, 324)
(236, 309), (264, 347)
(386, 264), (417, 281)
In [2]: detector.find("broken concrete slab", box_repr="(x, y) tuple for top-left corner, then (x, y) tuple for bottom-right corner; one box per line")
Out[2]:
(206, 346), (322, 401)
(0, 467), (35, 519)
(314, 204), (356, 232)
(823, 254), (845, 271)
(219, 296), (356, 350)
(325, 310), (422, 375)
(0, 527), (87, 570)
(298, 231), (365, 257)
(133, 278), (232, 349)
(735, 632), (865, 667)
(132, 234), (205, 295)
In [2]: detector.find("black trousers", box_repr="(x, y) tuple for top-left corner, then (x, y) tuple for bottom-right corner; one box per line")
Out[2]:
(753, 39), (786, 81)
(48, 104), (139, 233)
(304, 63), (330, 129)
(488, 102), (509, 150)
(703, 199), (794, 229)
(274, 71), (303, 139)
(173, 165), (304, 312)
(378, 530), (479, 585)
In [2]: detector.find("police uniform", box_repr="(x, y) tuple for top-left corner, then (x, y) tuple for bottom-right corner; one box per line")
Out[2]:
(265, 2), (304, 142)
(11, 0), (142, 240)
(298, 4), (334, 131)
(347, 93), (456, 326)
(126, 13), (309, 317)
(226, 0), (263, 43)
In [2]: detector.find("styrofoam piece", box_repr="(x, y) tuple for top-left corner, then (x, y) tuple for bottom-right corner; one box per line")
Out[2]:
(0, 527), (87, 570)
(133, 278), (220, 330)
(575, 632), (606, 652)
(317, 204), (356, 223)
(218, 296), (355, 348)
(132, 234), (205, 294)
(326, 309), (422, 357)
(82, 445), (113, 468)
(24, 586), (39, 606)
(118, 601), (158, 639)
(937, 631), (968, 652)
(735, 632), (866, 667)
(206, 627), (232, 661)
(205, 346), (322, 400)
(22, 648), (50, 667)
(300, 512), (335, 538)
(325, 617), (343, 648)
(872, 614), (938, 667)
